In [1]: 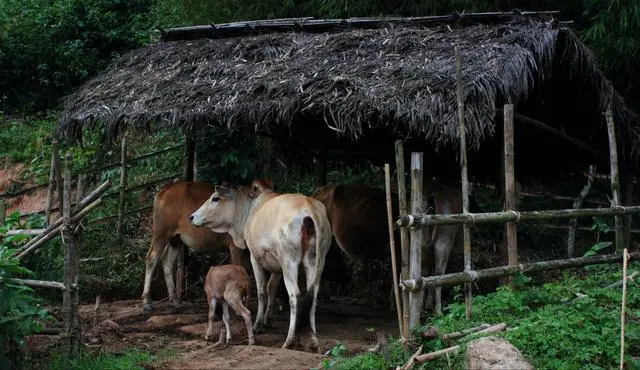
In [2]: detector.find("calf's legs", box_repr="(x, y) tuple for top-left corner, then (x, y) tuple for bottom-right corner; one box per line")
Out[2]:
(205, 297), (218, 341)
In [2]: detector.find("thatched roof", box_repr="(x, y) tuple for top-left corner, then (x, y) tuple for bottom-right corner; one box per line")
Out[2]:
(57, 12), (640, 181)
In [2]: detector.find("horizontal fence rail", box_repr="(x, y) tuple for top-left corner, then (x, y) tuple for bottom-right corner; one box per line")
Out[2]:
(396, 206), (640, 227)
(401, 252), (640, 290)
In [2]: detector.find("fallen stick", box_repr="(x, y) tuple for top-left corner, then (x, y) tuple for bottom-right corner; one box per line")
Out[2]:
(13, 180), (111, 255)
(399, 344), (423, 370)
(456, 323), (507, 343)
(442, 323), (491, 341)
(412, 345), (461, 363)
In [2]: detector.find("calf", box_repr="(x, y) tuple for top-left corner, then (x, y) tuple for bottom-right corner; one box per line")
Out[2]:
(204, 264), (255, 346)
(190, 180), (332, 352)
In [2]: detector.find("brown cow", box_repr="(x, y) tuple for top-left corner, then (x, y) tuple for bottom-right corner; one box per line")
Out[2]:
(204, 264), (255, 346)
(189, 180), (332, 352)
(311, 179), (463, 315)
(141, 181), (251, 312)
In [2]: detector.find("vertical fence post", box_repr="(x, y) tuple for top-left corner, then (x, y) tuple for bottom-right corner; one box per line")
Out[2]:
(177, 135), (195, 301)
(606, 108), (625, 253)
(62, 155), (79, 354)
(409, 152), (424, 332)
(53, 142), (64, 221)
(0, 200), (6, 224)
(455, 47), (473, 319)
(45, 141), (57, 226)
(394, 140), (410, 341)
(116, 137), (127, 240)
(75, 174), (85, 206)
(503, 104), (518, 282)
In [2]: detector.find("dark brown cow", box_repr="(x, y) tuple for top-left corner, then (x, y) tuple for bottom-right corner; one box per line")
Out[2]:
(141, 181), (251, 312)
(311, 180), (463, 314)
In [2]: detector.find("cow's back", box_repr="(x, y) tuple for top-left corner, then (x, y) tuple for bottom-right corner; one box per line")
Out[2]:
(153, 181), (229, 254)
(315, 184), (397, 258)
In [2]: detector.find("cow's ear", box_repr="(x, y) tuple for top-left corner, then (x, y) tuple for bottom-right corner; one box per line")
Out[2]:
(215, 185), (235, 199)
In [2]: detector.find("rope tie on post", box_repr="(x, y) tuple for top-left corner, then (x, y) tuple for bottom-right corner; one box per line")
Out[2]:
(507, 210), (521, 222)
(466, 270), (479, 281)
(406, 214), (415, 227)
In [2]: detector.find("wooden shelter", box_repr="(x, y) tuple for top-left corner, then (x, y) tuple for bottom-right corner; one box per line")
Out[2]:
(57, 11), (639, 187)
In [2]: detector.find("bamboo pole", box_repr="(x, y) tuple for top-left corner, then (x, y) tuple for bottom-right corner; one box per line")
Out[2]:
(5, 229), (45, 236)
(568, 165), (595, 257)
(396, 205), (640, 228)
(503, 104), (518, 284)
(116, 137), (127, 240)
(385, 163), (403, 338)
(401, 251), (639, 290)
(10, 278), (66, 290)
(620, 248), (629, 370)
(62, 155), (80, 354)
(0, 201), (6, 224)
(179, 135), (195, 299)
(455, 47), (473, 319)
(409, 153), (424, 331)
(75, 174), (85, 206)
(14, 180), (112, 257)
(45, 143), (57, 226)
(606, 108), (625, 253)
(53, 143), (63, 218)
(394, 140), (410, 341)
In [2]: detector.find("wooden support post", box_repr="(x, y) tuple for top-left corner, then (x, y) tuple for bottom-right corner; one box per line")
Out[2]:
(316, 149), (328, 187)
(53, 142), (64, 222)
(75, 174), (85, 206)
(62, 156), (80, 354)
(606, 108), (625, 253)
(568, 166), (595, 258)
(395, 140), (411, 342)
(0, 200), (6, 225)
(116, 137), (127, 240)
(503, 104), (518, 284)
(409, 152), (424, 331)
(623, 173), (633, 250)
(384, 163), (403, 338)
(183, 136), (196, 181)
(179, 135), (195, 298)
(45, 142), (57, 226)
(455, 47), (473, 319)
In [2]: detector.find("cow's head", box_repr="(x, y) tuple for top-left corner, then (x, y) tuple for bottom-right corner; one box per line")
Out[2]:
(189, 185), (237, 233)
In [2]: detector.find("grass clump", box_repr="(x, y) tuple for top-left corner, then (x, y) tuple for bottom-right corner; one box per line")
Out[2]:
(326, 262), (640, 370)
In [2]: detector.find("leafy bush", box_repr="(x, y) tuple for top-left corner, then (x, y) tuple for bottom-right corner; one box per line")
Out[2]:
(49, 347), (173, 370)
(332, 262), (640, 369)
(0, 214), (52, 369)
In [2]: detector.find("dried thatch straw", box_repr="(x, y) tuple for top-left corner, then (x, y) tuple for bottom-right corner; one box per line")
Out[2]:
(57, 16), (639, 167)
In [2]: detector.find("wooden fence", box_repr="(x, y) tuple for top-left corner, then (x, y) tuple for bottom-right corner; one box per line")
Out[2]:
(0, 141), (183, 236)
(4, 155), (111, 355)
(389, 101), (638, 349)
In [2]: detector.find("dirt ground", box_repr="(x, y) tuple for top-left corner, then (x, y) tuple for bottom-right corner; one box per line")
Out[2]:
(27, 298), (398, 369)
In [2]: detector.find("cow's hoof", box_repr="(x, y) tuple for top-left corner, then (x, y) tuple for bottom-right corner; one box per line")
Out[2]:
(248, 337), (255, 346)
(142, 303), (153, 313)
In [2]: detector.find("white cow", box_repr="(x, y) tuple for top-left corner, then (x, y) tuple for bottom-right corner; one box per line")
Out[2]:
(189, 179), (332, 352)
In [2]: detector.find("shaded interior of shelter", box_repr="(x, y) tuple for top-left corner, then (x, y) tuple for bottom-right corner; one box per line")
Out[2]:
(260, 30), (627, 187)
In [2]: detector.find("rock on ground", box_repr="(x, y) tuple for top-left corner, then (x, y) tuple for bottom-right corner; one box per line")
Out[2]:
(465, 336), (534, 370)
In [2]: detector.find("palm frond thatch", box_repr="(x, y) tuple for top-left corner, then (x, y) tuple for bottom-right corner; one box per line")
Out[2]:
(57, 16), (639, 170)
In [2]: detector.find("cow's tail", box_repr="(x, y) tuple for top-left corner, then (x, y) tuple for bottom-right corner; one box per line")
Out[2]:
(295, 212), (329, 333)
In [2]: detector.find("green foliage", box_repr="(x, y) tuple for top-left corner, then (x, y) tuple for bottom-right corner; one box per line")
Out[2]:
(49, 347), (173, 370)
(0, 0), (156, 112)
(335, 262), (639, 369)
(0, 217), (52, 369)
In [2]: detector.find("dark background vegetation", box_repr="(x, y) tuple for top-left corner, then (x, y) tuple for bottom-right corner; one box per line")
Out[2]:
(1, 0), (639, 368)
